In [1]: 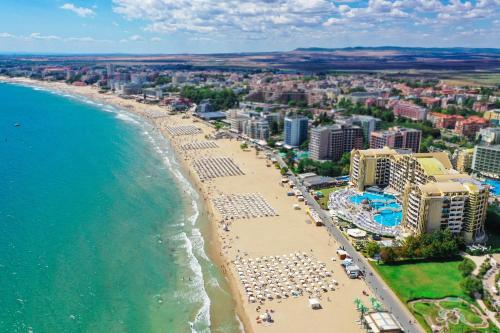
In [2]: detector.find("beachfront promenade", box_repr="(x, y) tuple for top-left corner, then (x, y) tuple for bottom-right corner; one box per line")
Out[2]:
(271, 152), (425, 333)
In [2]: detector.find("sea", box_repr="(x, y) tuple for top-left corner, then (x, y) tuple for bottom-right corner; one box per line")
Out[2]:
(0, 82), (241, 333)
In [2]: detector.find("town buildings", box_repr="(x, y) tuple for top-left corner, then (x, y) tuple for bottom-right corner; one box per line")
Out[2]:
(455, 116), (489, 138)
(309, 124), (363, 161)
(243, 117), (270, 141)
(427, 113), (464, 129)
(483, 109), (500, 126)
(351, 115), (382, 142)
(284, 114), (308, 147)
(370, 127), (422, 153)
(393, 101), (427, 121)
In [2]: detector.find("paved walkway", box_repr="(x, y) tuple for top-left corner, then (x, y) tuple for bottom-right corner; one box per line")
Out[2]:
(476, 298), (500, 328)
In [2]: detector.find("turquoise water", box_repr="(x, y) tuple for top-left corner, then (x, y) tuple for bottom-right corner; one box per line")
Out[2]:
(0, 83), (239, 333)
(349, 192), (402, 227)
(483, 179), (500, 196)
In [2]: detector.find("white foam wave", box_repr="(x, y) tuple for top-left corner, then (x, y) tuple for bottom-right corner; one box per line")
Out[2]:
(179, 232), (211, 333)
(115, 113), (140, 125)
(191, 228), (221, 289)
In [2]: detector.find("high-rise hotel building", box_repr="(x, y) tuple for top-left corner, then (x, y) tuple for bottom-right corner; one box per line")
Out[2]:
(349, 147), (489, 242)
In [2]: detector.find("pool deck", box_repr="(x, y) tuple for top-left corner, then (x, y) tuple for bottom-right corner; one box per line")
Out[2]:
(328, 189), (403, 237)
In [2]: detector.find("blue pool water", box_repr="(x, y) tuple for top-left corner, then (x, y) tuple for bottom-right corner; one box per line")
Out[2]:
(349, 192), (402, 227)
(483, 179), (500, 196)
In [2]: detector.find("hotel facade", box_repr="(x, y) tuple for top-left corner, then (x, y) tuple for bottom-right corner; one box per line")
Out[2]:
(350, 147), (489, 242)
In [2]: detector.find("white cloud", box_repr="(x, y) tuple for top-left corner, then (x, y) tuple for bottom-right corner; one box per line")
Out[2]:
(60, 3), (95, 18)
(0, 32), (14, 38)
(113, 0), (338, 35)
(29, 32), (61, 40)
(150, 37), (162, 42)
(129, 34), (144, 41)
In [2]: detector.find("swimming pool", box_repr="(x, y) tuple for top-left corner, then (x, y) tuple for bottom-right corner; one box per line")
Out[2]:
(483, 179), (500, 196)
(349, 192), (402, 227)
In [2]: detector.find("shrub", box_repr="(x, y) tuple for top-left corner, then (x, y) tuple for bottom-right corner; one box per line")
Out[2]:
(458, 258), (476, 277)
(364, 241), (381, 259)
(460, 276), (483, 297)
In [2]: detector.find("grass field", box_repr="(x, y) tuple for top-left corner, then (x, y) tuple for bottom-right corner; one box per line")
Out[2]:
(371, 260), (467, 302)
(442, 73), (500, 87)
(316, 186), (346, 209)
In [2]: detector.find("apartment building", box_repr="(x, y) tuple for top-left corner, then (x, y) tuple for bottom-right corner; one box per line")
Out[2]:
(427, 112), (464, 129)
(309, 124), (363, 161)
(388, 152), (454, 194)
(455, 116), (489, 138)
(472, 144), (500, 179)
(393, 101), (427, 121)
(350, 147), (398, 191)
(402, 178), (488, 242)
(370, 127), (422, 153)
(454, 149), (474, 173)
(243, 117), (270, 141)
(227, 109), (249, 133)
(351, 115), (382, 142)
(284, 115), (308, 147)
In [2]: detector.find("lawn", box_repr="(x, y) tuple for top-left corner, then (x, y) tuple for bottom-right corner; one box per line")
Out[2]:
(371, 260), (467, 302)
(316, 186), (346, 210)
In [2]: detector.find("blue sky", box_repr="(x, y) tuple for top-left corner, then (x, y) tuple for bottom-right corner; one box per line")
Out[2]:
(0, 0), (499, 54)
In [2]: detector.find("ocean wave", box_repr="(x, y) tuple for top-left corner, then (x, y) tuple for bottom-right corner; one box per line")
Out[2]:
(191, 228), (221, 289)
(179, 232), (211, 333)
(115, 113), (140, 125)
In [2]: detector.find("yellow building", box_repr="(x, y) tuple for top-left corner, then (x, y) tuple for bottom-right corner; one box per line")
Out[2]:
(455, 148), (474, 173)
(483, 109), (500, 125)
(402, 178), (488, 242)
(349, 148), (489, 242)
(388, 152), (454, 194)
(349, 147), (397, 191)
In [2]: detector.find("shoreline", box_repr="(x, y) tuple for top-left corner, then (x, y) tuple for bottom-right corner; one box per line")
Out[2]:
(1, 76), (369, 333)
(0, 77), (250, 333)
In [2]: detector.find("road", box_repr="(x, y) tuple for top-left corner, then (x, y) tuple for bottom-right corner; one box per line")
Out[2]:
(272, 152), (424, 333)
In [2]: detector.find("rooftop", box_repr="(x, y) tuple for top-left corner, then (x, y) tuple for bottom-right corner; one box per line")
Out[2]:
(416, 157), (448, 176)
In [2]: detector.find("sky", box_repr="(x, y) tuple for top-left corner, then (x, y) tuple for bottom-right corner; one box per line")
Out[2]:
(0, 0), (499, 54)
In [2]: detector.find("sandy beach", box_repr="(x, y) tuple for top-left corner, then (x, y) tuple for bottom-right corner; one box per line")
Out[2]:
(1, 77), (369, 333)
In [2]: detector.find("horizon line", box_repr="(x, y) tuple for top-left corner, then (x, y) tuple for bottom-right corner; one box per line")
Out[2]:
(1, 45), (500, 57)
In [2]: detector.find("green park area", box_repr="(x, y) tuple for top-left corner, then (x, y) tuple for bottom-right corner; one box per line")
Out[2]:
(409, 298), (498, 333)
(371, 260), (499, 333)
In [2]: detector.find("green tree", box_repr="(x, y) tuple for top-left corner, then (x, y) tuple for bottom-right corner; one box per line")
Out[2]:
(280, 167), (289, 175)
(340, 152), (351, 174)
(299, 139), (310, 151)
(240, 143), (248, 150)
(460, 276), (483, 297)
(458, 258), (476, 277)
(270, 120), (281, 135)
(364, 242), (381, 259)
(267, 137), (277, 148)
(380, 247), (398, 263)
